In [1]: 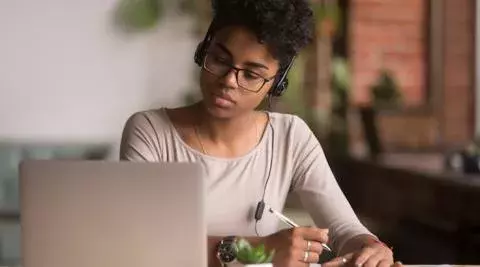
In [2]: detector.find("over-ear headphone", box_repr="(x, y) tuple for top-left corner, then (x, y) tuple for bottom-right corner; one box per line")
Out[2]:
(269, 57), (295, 97)
(193, 20), (296, 97)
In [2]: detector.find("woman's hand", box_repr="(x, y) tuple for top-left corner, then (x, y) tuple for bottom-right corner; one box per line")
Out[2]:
(325, 240), (399, 267)
(263, 227), (329, 267)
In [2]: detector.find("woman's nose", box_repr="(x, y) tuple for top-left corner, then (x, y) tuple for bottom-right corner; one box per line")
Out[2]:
(221, 69), (239, 89)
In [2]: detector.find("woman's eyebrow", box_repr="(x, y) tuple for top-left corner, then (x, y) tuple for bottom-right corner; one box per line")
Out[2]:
(215, 43), (232, 56)
(215, 43), (270, 70)
(244, 61), (269, 70)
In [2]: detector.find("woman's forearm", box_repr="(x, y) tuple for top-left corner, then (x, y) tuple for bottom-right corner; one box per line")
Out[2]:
(207, 236), (263, 267)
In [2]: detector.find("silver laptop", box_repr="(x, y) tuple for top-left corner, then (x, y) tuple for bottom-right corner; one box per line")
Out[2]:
(19, 160), (206, 267)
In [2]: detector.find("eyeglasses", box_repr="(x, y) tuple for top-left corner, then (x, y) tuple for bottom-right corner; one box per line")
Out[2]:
(203, 53), (276, 93)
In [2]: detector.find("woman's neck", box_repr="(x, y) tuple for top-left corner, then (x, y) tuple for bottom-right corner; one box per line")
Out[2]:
(195, 103), (258, 145)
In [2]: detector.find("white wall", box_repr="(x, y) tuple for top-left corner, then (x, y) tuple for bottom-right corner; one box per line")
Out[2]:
(0, 0), (198, 146)
(0, 1), (199, 261)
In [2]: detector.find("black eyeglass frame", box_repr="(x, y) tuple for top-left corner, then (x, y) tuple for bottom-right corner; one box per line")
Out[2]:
(202, 53), (278, 93)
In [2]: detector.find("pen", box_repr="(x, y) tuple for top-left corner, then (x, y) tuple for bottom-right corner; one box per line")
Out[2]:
(267, 205), (333, 252)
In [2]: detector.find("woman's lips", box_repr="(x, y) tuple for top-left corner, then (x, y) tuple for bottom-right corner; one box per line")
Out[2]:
(212, 94), (235, 108)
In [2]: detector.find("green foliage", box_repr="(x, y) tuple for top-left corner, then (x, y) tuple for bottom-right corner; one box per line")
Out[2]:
(331, 57), (349, 109)
(328, 57), (350, 157)
(332, 57), (349, 91)
(311, 0), (343, 37)
(370, 69), (402, 109)
(114, 0), (164, 32)
(281, 53), (308, 118)
(235, 238), (275, 264)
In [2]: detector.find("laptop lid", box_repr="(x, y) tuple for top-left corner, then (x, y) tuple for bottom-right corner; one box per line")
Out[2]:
(20, 160), (206, 267)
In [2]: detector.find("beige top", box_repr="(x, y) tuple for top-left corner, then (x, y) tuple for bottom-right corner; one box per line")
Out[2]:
(119, 108), (373, 252)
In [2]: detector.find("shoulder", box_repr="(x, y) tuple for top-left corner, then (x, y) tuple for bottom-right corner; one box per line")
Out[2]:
(267, 112), (313, 139)
(123, 108), (169, 134)
(120, 108), (171, 161)
(121, 108), (173, 146)
(268, 112), (322, 162)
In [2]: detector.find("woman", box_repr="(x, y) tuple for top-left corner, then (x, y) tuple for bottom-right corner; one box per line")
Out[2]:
(120, 0), (400, 266)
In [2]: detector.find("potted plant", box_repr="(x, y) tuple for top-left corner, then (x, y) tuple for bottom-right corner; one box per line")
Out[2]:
(231, 238), (275, 267)
(113, 0), (164, 33)
(358, 69), (402, 159)
(370, 69), (402, 110)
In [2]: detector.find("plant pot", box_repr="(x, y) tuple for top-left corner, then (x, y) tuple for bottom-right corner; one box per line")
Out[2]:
(359, 107), (382, 159)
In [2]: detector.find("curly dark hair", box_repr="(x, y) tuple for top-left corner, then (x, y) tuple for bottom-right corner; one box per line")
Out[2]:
(211, 0), (314, 67)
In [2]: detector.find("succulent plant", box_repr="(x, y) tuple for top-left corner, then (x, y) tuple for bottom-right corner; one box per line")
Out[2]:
(235, 238), (275, 264)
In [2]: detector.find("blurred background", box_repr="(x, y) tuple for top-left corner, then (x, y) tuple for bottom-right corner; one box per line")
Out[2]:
(0, 0), (479, 265)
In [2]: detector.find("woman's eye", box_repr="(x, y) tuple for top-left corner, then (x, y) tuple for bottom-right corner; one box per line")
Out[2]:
(213, 56), (229, 64)
(244, 71), (261, 80)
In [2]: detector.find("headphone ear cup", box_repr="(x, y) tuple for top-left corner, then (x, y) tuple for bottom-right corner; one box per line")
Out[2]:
(269, 78), (289, 97)
(194, 41), (205, 66)
(279, 79), (289, 96)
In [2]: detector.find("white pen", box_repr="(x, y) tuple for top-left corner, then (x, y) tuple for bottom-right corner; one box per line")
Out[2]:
(267, 205), (333, 252)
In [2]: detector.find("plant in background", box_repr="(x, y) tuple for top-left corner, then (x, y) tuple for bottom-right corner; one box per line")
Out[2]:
(235, 238), (275, 265)
(328, 56), (350, 157)
(370, 69), (402, 109)
(278, 54), (308, 117)
(114, 0), (164, 32)
(331, 57), (349, 111)
(113, 0), (196, 33)
(310, 0), (342, 38)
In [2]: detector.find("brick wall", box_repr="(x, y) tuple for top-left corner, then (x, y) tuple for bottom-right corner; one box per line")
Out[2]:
(348, 0), (476, 151)
(350, 0), (428, 107)
(440, 0), (475, 146)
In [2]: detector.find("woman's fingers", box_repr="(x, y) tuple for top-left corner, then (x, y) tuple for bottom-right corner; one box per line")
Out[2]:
(295, 249), (320, 264)
(295, 227), (329, 244)
(378, 259), (392, 267)
(301, 240), (324, 254)
(364, 254), (387, 267)
(322, 253), (354, 267)
(268, 227), (332, 266)
(353, 247), (376, 266)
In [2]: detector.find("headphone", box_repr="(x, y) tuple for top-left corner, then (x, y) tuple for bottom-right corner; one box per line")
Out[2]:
(194, 20), (296, 97)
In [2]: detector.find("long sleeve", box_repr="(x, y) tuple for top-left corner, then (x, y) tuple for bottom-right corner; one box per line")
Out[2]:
(119, 112), (162, 162)
(290, 117), (374, 253)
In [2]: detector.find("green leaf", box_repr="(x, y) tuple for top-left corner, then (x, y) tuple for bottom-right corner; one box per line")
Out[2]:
(266, 249), (276, 263)
(255, 244), (265, 255)
(235, 239), (275, 264)
(236, 238), (252, 252)
(255, 254), (267, 264)
(247, 247), (259, 263)
(252, 245), (265, 263)
(237, 249), (249, 263)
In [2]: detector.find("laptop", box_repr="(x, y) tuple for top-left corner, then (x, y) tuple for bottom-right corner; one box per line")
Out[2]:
(19, 160), (206, 267)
